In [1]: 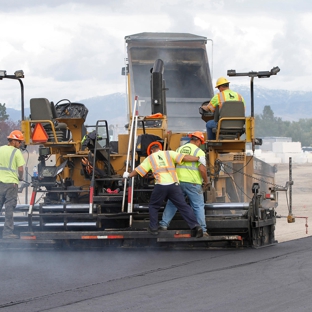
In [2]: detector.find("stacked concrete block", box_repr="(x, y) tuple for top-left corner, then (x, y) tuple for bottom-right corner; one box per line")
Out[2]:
(271, 142), (304, 163)
(272, 142), (302, 153)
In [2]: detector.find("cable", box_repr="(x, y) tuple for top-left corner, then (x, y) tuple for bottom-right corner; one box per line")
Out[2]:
(221, 164), (251, 200)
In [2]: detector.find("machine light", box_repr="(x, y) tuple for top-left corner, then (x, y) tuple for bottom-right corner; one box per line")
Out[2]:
(270, 66), (280, 75)
(227, 69), (236, 76)
(14, 70), (24, 78)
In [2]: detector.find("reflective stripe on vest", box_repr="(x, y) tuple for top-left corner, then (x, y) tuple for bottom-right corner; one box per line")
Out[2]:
(0, 148), (18, 173)
(217, 91), (242, 109)
(149, 151), (178, 184)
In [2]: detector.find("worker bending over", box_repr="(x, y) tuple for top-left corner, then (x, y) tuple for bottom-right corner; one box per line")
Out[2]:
(123, 143), (205, 237)
(159, 131), (209, 236)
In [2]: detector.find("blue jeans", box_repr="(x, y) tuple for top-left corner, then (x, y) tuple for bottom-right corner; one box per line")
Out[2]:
(206, 119), (218, 140)
(160, 182), (207, 232)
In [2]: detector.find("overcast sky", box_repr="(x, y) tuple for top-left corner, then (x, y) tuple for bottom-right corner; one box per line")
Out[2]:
(1, 0), (311, 110)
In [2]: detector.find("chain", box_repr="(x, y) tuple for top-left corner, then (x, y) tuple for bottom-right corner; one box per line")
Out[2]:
(219, 157), (286, 190)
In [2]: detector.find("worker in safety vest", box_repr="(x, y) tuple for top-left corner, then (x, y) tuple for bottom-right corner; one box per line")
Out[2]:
(159, 131), (209, 236)
(123, 143), (206, 237)
(202, 77), (245, 140)
(0, 130), (25, 239)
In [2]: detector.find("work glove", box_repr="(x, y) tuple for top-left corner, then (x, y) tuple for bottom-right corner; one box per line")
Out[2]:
(198, 156), (206, 166)
(202, 181), (210, 192)
(123, 172), (130, 179)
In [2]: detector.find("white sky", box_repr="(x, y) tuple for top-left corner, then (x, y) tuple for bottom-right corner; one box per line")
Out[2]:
(1, 0), (312, 109)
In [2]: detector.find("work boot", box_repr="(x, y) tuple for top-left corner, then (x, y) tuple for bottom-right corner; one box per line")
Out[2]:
(193, 226), (203, 238)
(3, 234), (19, 239)
(147, 226), (158, 235)
(203, 232), (209, 237)
(158, 225), (167, 231)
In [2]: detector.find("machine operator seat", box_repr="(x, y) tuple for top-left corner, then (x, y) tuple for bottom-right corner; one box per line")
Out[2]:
(212, 101), (245, 140)
(30, 98), (68, 142)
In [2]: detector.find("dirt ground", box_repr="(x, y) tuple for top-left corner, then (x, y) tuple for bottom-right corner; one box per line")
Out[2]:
(17, 153), (312, 243)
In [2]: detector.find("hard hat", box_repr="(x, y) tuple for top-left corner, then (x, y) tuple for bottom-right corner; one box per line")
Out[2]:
(188, 131), (205, 144)
(147, 141), (162, 156)
(7, 130), (24, 141)
(215, 77), (230, 88)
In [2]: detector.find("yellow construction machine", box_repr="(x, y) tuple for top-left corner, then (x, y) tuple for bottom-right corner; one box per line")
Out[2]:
(3, 32), (285, 248)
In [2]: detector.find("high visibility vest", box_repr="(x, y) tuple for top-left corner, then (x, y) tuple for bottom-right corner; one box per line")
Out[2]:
(207, 89), (245, 112)
(176, 143), (205, 184)
(0, 145), (25, 183)
(135, 150), (183, 184)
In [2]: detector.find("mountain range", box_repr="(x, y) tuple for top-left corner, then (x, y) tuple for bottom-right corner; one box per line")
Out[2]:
(6, 87), (311, 126)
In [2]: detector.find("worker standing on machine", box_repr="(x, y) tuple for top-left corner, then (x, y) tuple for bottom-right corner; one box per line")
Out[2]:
(159, 131), (209, 236)
(201, 77), (245, 140)
(0, 130), (25, 239)
(123, 143), (205, 237)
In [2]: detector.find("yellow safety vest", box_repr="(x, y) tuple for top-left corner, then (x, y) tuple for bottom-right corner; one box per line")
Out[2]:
(176, 143), (205, 184)
(135, 150), (184, 185)
(207, 89), (245, 112)
(0, 145), (25, 184)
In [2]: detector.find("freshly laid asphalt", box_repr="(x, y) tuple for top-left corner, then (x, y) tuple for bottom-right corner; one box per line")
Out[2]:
(0, 237), (312, 312)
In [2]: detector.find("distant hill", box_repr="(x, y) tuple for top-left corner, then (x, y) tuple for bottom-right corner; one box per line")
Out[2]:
(6, 93), (128, 130)
(234, 85), (311, 121)
(5, 88), (312, 125)
(80, 93), (127, 127)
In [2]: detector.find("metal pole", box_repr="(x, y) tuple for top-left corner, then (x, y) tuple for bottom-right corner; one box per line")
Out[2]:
(250, 77), (254, 118)
(121, 95), (138, 212)
(25, 167), (28, 204)
(289, 157), (292, 216)
(129, 109), (139, 226)
(18, 78), (25, 120)
(287, 157), (295, 223)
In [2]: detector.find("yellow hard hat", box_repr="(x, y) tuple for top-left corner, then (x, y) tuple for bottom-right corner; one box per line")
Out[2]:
(215, 77), (230, 88)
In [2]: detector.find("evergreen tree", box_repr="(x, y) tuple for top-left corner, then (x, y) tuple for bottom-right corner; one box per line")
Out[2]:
(0, 103), (9, 121)
(0, 120), (20, 145)
(255, 105), (312, 147)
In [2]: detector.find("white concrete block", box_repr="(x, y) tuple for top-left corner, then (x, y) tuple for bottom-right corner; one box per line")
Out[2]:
(272, 142), (302, 153)
(261, 151), (276, 157)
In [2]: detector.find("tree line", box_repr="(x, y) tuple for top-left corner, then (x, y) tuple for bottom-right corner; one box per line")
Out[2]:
(0, 103), (20, 145)
(255, 105), (312, 147)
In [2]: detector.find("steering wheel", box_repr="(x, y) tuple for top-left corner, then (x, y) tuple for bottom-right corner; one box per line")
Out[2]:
(199, 101), (213, 116)
(55, 99), (72, 117)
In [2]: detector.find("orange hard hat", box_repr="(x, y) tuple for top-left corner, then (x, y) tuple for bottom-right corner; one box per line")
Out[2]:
(7, 130), (24, 141)
(188, 131), (205, 144)
(147, 141), (162, 156)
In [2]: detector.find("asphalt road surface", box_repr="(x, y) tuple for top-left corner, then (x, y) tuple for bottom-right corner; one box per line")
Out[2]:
(1, 238), (312, 312)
